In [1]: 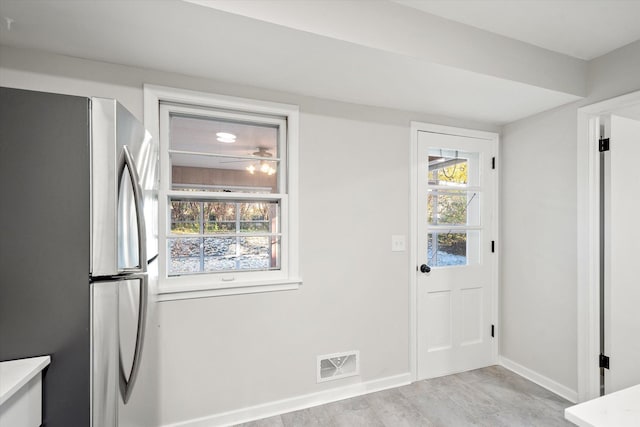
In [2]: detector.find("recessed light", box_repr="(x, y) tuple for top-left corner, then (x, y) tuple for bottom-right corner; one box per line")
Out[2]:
(216, 132), (236, 143)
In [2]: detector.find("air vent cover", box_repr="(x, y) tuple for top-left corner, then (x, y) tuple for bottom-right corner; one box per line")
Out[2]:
(317, 351), (359, 383)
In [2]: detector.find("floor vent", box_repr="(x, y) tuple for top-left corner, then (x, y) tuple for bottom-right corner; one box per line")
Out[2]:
(317, 351), (359, 383)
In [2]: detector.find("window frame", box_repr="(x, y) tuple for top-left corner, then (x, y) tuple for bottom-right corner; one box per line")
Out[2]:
(144, 85), (300, 300)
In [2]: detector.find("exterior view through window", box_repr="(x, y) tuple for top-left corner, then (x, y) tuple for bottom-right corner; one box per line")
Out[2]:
(162, 105), (287, 277)
(427, 148), (480, 267)
(169, 200), (280, 274)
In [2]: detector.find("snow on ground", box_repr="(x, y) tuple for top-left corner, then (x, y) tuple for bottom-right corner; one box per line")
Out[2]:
(428, 251), (466, 267)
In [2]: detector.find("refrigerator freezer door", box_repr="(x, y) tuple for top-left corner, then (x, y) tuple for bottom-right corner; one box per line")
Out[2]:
(91, 281), (119, 427)
(117, 259), (159, 427)
(92, 275), (148, 426)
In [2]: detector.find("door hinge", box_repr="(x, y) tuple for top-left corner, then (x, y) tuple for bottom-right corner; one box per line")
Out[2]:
(491, 157), (496, 169)
(491, 240), (495, 253)
(599, 354), (610, 370)
(491, 324), (495, 338)
(599, 138), (610, 152)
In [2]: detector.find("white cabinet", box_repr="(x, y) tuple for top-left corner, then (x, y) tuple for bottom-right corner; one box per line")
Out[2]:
(0, 356), (50, 427)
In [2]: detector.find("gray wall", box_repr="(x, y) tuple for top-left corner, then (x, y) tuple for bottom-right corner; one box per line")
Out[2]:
(0, 45), (497, 425)
(0, 87), (91, 427)
(500, 39), (640, 393)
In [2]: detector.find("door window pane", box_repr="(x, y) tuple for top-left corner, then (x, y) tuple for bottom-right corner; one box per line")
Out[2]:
(427, 231), (480, 267)
(428, 148), (479, 187)
(427, 189), (480, 226)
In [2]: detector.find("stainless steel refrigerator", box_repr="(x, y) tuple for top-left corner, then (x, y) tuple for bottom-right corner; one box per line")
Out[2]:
(0, 87), (159, 427)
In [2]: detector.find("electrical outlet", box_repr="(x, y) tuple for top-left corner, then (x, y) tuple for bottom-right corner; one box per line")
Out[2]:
(391, 235), (406, 252)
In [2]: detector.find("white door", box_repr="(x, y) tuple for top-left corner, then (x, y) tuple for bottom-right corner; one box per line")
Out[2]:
(604, 114), (640, 393)
(416, 130), (496, 379)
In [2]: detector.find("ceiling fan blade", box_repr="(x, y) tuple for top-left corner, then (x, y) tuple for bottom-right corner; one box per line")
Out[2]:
(219, 159), (248, 163)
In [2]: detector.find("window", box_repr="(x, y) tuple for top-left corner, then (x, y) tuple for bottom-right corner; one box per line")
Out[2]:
(426, 148), (481, 267)
(145, 86), (300, 298)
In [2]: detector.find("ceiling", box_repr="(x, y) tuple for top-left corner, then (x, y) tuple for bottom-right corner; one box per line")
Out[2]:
(0, 1), (638, 126)
(393, 0), (640, 60)
(615, 103), (640, 121)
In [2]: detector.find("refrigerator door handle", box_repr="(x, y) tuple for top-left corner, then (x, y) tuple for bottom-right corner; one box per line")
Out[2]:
(119, 273), (148, 404)
(118, 145), (147, 274)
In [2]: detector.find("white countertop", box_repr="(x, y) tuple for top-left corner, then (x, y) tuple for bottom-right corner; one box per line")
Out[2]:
(565, 384), (640, 427)
(0, 356), (50, 407)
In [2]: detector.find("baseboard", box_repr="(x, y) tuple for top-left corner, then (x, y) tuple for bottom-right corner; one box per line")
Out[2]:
(162, 372), (412, 427)
(499, 356), (578, 403)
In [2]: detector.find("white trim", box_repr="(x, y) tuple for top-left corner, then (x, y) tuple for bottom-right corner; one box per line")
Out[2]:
(166, 191), (285, 201)
(157, 279), (302, 302)
(144, 84), (300, 118)
(499, 356), (578, 403)
(411, 122), (498, 141)
(409, 122), (419, 381)
(143, 84), (300, 297)
(409, 121), (500, 382)
(161, 373), (411, 427)
(576, 89), (640, 402)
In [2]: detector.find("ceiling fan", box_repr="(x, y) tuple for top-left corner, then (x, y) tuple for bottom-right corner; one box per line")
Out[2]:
(220, 146), (273, 163)
(251, 147), (273, 158)
(219, 147), (277, 175)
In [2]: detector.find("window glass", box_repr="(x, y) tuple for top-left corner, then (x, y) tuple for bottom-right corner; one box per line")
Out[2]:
(426, 147), (481, 269)
(168, 199), (280, 276)
(428, 148), (479, 187)
(427, 189), (480, 226)
(170, 114), (280, 193)
(170, 115), (278, 157)
(427, 231), (480, 267)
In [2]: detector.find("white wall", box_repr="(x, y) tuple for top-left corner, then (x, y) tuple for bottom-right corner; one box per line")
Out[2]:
(0, 45), (498, 425)
(500, 39), (640, 395)
(501, 103), (579, 390)
(158, 113), (413, 422)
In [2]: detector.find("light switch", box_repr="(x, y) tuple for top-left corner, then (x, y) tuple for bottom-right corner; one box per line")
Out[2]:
(391, 235), (406, 252)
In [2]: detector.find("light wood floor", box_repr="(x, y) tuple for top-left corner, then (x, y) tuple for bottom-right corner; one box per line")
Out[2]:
(235, 365), (574, 427)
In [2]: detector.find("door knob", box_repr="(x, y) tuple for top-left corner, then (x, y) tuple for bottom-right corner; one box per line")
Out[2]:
(420, 264), (431, 273)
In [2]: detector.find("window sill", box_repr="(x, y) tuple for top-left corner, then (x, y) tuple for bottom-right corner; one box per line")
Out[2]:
(157, 278), (303, 301)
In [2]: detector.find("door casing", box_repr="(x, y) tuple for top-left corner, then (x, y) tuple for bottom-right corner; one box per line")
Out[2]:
(409, 122), (500, 381)
(577, 89), (640, 402)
